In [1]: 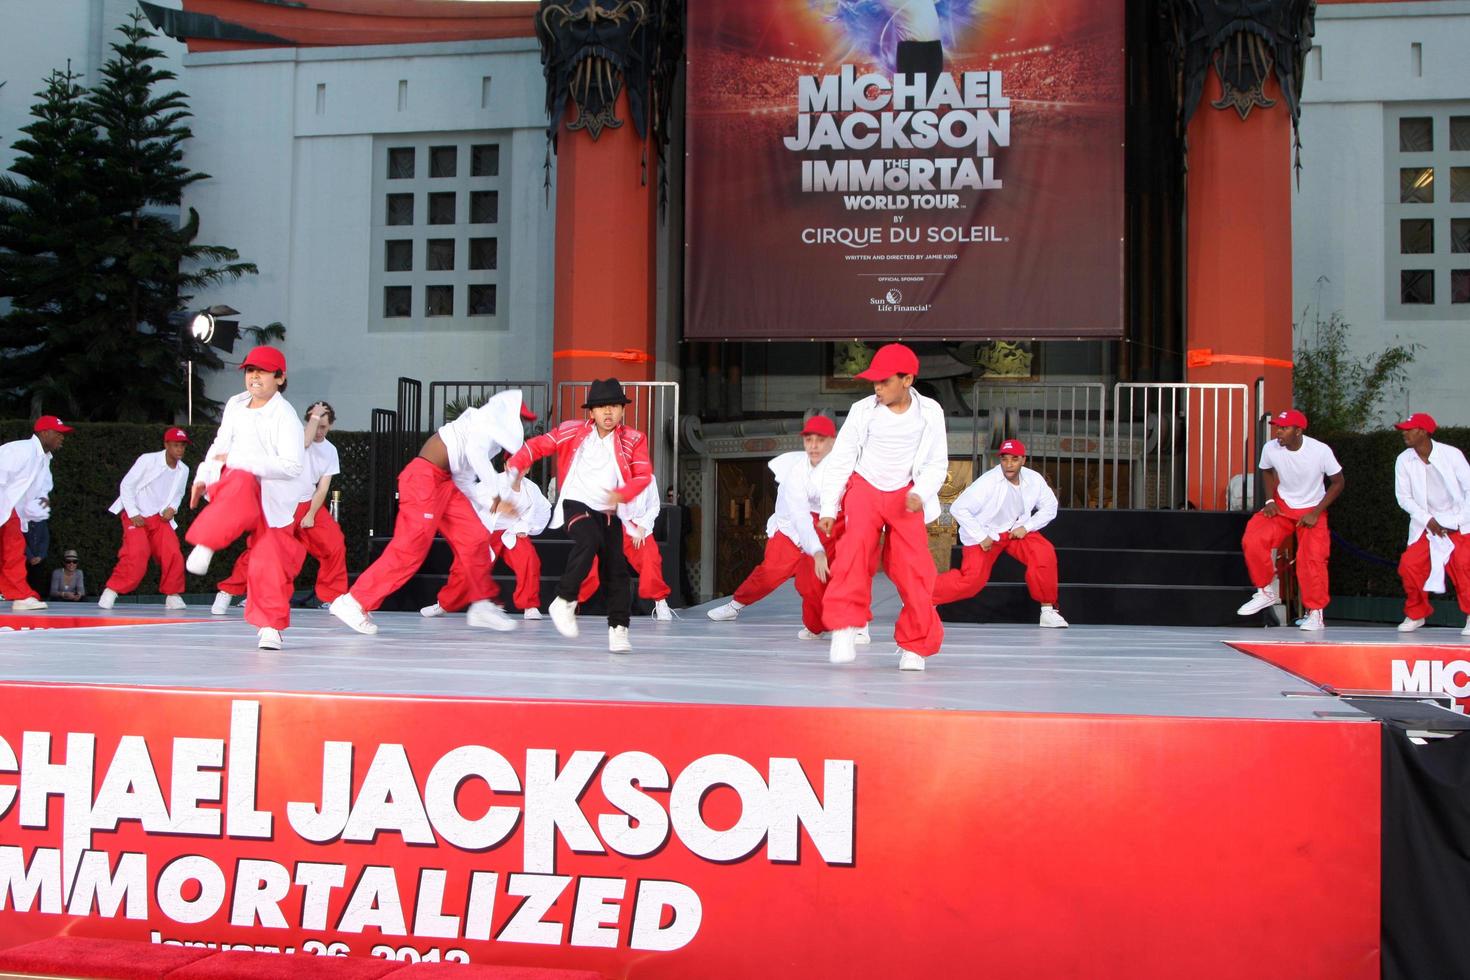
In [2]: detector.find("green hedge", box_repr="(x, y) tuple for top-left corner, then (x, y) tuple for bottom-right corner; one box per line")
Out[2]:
(1322, 426), (1470, 598)
(1, 420), (375, 597)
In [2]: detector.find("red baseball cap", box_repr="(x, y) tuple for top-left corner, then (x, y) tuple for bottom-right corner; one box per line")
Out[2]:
(33, 416), (73, 434)
(998, 439), (1027, 457)
(1272, 409), (1308, 429)
(164, 427), (192, 444)
(1395, 412), (1437, 434)
(801, 415), (837, 438)
(519, 403), (538, 421)
(239, 345), (286, 373)
(855, 343), (921, 381)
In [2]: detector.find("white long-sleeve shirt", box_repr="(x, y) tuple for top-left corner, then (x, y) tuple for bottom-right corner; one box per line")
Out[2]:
(820, 390), (949, 523)
(200, 391), (306, 528)
(949, 465), (1057, 546)
(110, 451), (189, 526)
(617, 481), (662, 541)
(767, 451), (829, 556)
(439, 391), (527, 499)
(466, 472), (552, 549)
(18, 464), (52, 530)
(0, 436), (51, 527)
(1395, 442), (1470, 544)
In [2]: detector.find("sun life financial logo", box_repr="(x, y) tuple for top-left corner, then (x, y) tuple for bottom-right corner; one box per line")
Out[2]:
(870, 286), (930, 314)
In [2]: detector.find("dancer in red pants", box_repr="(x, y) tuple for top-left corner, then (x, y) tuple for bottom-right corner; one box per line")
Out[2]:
(0, 417), (69, 611)
(934, 439), (1068, 627)
(577, 481), (676, 621)
(184, 347), (307, 650)
(422, 469), (551, 618)
(1237, 409), (1345, 631)
(297, 401), (347, 603)
(329, 390), (532, 636)
(706, 415), (854, 639)
(98, 427), (191, 610)
(1392, 412), (1470, 635)
(819, 344), (948, 670)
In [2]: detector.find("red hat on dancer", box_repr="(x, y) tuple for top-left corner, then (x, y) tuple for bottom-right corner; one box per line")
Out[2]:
(998, 439), (1027, 457)
(1272, 409), (1308, 429)
(520, 403), (538, 421)
(163, 427), (191, 444)
(856, 343), (920, 381)
(33, 416), (73, 434)
(239, 346), (286, 373)
(801, 415), (837, 438)
(1395, 412), (1437, 434)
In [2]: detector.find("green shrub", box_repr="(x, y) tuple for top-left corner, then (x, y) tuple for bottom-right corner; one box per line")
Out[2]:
(1, 420), (374, 596)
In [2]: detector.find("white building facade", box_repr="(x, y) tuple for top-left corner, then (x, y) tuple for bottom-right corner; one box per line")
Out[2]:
(1293, 0), (1470, 423)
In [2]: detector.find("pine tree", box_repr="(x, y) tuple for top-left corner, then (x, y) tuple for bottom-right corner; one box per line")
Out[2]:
(0, 66), (107, 417)
(0, 13), (258, 422)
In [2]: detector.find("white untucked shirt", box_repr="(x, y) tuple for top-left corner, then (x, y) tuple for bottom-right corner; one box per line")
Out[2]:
(559, 430), (621, 513)
(200, 391), (306, 528)
(856, 397), (925, 492)
(0, 436), (51, 527)
(1259, 436), (1341, 510)
(438, 391), (528, 499)
(949, 465), (1058, 546)
(110, 451), (189, 526)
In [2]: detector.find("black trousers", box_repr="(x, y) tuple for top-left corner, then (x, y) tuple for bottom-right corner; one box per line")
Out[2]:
(896, 40), (944, 98)
(559, 500), (631, 628)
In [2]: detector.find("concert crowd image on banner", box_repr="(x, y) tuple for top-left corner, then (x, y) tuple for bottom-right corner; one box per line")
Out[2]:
(685, 0), (1125, 340)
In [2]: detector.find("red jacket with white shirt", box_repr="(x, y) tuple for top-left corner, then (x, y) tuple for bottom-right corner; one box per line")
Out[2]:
(506, 419), (653, 528)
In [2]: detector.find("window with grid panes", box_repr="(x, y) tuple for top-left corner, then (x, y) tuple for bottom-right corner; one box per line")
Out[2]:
(1387, 107), (1470, 314)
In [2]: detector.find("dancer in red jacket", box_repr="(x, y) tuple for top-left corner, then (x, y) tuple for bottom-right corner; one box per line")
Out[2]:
(98, 427), (192, 610)
(505, 378), (653, 653)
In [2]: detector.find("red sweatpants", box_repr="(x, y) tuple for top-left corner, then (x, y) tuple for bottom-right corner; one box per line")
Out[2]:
(351, 457), (491, 612)
(822, 476), (943, 656)
(0, 513), (38, 601)
(439, 536), (538, 612)
(186, 468), (305, 631)
(933, 533), (1059, 606)
(729, 532), (838, 636)
(104, 512), (185, 595)
(217, 501), (347, 603)
(1241, 500), (1331, 611)
(1400, 531), (1470, 618)
(579, 532), (671, 604)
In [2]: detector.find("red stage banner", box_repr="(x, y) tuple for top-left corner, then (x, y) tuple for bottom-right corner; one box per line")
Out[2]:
(1235, 641), (1470, 713)
(684, 0), (1125, 340)
(0, 683), (1377, 976)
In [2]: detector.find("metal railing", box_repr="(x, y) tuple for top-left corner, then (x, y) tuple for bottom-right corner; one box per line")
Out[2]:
(368, 408), (398, 537)
(969, 382), (1108, 508)
(1111, 382), (1251, 511)
(396, 377), (422, 459)
(426, 380), (552, 432)
(556, 381), (681, 504)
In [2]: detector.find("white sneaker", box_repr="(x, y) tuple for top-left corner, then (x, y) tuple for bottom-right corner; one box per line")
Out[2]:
(11, 597), (47, 611)
(652, 599), (673, 622)
(1039, 606), (1069, 629)
(706, 600), (742, 622)
(548, 597), (579, 638)
(855, 625), (871, 645)
(609, 625), (632, 653)
(1398, 617), (1425, 633)
(1237, 588), (1280, 616)
(467, 600), (516, 632)
(329, 593), (378, 635)
(211, 591), (233, 615)
(523, 607), (542, 620)
(829, 627), (857, 664)
(798, 627), (825, 640)
(897, 648), (927, 671)
(97, 588), (118, 610)
(257, 627), (282, 651)
(420, 602), (445, 618)
(185, 545), (214, 576)
(164, 594), (186, 610)
(1463, 615), (1470, 636)
(1299, 609), (1326, 632)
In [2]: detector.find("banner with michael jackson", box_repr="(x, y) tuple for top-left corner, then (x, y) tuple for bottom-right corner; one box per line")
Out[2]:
(684, 0), (1125, 340)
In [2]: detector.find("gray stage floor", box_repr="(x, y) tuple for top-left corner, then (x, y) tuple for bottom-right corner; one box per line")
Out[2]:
(3, 578), (1462, 720)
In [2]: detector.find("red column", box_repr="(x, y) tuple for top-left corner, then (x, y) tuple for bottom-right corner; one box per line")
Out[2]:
(551, 93), (657, 421)
(1184, 72), (1295, 508)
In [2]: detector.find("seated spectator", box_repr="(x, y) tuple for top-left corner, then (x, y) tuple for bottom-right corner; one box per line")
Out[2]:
(49, 549), (85, 602)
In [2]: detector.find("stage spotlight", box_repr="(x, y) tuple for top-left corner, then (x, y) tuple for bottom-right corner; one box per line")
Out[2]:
(189, 311), (216, 344)
(183, 304), (242, 352)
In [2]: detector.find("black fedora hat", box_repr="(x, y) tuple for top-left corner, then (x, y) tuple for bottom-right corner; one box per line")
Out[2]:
(582, 378), (632, 409)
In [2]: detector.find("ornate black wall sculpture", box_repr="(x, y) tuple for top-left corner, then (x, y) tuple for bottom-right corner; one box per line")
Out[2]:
(1162, 0), (1317, 173)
